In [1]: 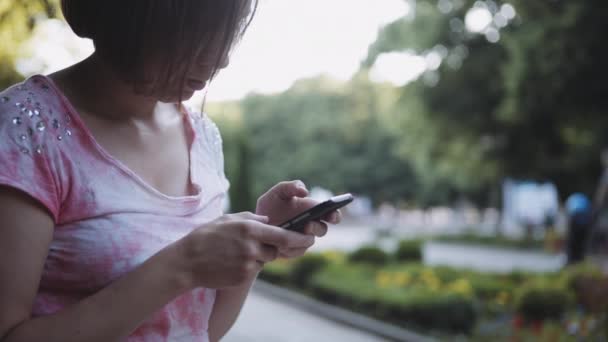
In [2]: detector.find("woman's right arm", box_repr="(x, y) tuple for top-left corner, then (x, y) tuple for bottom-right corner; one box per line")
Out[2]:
(0, 186), (192, 342)
(0, 186), (308, 342)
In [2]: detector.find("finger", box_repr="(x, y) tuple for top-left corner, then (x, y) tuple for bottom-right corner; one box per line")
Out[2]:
(303, 221), (328, 237)
(249, 222), (314, 249)
(272, 180), (309, 200)
(233, 212), (269, 223)
(258, 243), (279, 263)
(323, 209), (342, 224)
(279, 247), (309, 259)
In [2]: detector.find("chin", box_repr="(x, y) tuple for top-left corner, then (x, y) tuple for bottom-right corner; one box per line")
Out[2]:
(160, 90), (196, 103)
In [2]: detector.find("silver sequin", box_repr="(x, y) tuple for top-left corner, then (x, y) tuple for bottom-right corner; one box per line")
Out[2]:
(19, 134), (27, 141)
(12, 117), (22, 125)
(20, 147), (29, 154)
(66, 129), (72, 136)
(57, 135), (63, 141)
(27, 127), (34, 136)
(52, 119), (60, 129)
(41, 84), (50, 91)
(35, 145), (43, 154)
(1, 96), (9, 103)
(36, 121), (46, 132)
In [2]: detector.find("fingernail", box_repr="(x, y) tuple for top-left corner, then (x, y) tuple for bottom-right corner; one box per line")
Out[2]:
(296, 180), (306, 189)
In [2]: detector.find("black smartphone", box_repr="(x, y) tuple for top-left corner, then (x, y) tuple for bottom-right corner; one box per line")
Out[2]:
(278, 193), (354, 233)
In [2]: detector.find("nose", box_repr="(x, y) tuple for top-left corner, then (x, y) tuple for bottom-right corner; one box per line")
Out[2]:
(196, 53), (230, 71)
(218, 53), (230, 69)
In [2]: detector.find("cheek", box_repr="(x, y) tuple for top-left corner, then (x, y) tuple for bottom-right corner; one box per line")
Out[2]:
(157, 87), (196, 103)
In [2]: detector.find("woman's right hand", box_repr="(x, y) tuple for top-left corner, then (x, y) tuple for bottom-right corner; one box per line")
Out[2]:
(171, 212), (315, 289)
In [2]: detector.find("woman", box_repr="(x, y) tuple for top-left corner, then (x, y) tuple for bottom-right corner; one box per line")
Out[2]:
(0, 1), (340, 341)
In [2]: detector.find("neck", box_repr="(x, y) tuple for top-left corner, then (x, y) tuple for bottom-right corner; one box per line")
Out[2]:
(63, 52), (160, 121)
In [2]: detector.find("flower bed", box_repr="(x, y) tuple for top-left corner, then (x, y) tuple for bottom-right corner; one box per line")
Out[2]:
(259, 244), (608, 339)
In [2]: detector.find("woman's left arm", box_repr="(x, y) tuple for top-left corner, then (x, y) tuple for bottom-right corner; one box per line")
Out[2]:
(208, 180), (341, 341)
(207, 272), (258, 342)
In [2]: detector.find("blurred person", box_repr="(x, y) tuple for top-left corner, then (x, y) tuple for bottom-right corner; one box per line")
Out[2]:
(0, 1), (342, 341)
(565, 193), (593, 264)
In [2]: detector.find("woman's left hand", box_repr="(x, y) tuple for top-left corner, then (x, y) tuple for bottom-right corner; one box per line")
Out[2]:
(255, 180), (342, 258)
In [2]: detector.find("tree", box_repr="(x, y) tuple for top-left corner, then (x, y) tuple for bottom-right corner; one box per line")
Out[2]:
(211, 74), (420, 207)
(364, 0), (608, 202)
(230, 132), (255, 212)
(0, 0), (60, 89)
(497, 0), (608, 197)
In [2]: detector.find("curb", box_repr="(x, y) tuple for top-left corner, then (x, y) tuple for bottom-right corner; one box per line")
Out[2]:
(252, 280), (437, 342)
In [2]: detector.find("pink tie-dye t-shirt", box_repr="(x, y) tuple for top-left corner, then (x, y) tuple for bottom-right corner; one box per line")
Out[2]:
(0, 75), (230, 341)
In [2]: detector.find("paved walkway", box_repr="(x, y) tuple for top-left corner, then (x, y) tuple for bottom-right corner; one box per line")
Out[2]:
(424, 242), (565, 273)
(222, 290), (388, 342)
(310, 223), (566, 273)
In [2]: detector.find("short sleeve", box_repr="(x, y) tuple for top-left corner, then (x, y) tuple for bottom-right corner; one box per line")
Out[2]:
(0, 81), (62, 222)
(200, 113), (230, 192)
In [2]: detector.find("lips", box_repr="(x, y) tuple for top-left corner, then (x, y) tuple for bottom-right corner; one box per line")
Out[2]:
(187, 79), (207, 90)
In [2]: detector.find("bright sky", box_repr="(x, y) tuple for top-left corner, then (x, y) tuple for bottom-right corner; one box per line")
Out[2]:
(17, 1), (510, 107)
(17, 0), (410, 106)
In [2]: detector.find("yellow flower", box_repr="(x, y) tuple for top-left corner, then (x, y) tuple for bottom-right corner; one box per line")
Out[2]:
(394, 272), (411, 287)
(419, 270), (441, 290)
(322, 251), (344, 263)
(447, 278), (473, 296)
(375, 271), (392, 288)
(495, 291), (510, 305)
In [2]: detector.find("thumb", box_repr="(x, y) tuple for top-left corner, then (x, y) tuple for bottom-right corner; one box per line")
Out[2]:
(275, 180), (309, 200)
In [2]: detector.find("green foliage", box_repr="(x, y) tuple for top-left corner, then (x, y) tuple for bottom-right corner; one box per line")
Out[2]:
(212, 74), (421, 206)
(310, 263), (476, 333)
(434, 233), (544, 251)
(288, 253), (329, 289)
(230, 132), (254, 212)
(0, 0), (61, 89)
(364, 0), (608, 202)
(558, 262), (608, 314)
(514, 283), (574, 322)
(468, 276), (513, 301)
(394, 239), (423, 262)
(348, 245), (389, 265)
(258, 259), (292, 285)
(259, 251), (605, 337)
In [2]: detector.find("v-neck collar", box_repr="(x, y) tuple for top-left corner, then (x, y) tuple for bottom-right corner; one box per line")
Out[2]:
(37, 74), (203, 203)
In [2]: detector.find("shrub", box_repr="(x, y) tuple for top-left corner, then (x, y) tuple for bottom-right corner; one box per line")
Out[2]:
(289, 253), (328, 288)
(348, 245), (389, 265)
(310, 263), (477, 334)
(259, 259), (293, 285)
(514, 283), (574, 322)
(559, 262), (608, 313)
(378, 293), (476, 333)
(394, 239), (423, 262)
(469, 276), (514, 300)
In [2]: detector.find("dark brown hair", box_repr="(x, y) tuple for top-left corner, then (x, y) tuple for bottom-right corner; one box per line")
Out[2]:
(61, 0), (257, 99)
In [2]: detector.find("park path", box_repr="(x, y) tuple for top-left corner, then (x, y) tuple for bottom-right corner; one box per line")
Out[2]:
(222, 289), (389, 342)
(311, 223), (565, 273)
